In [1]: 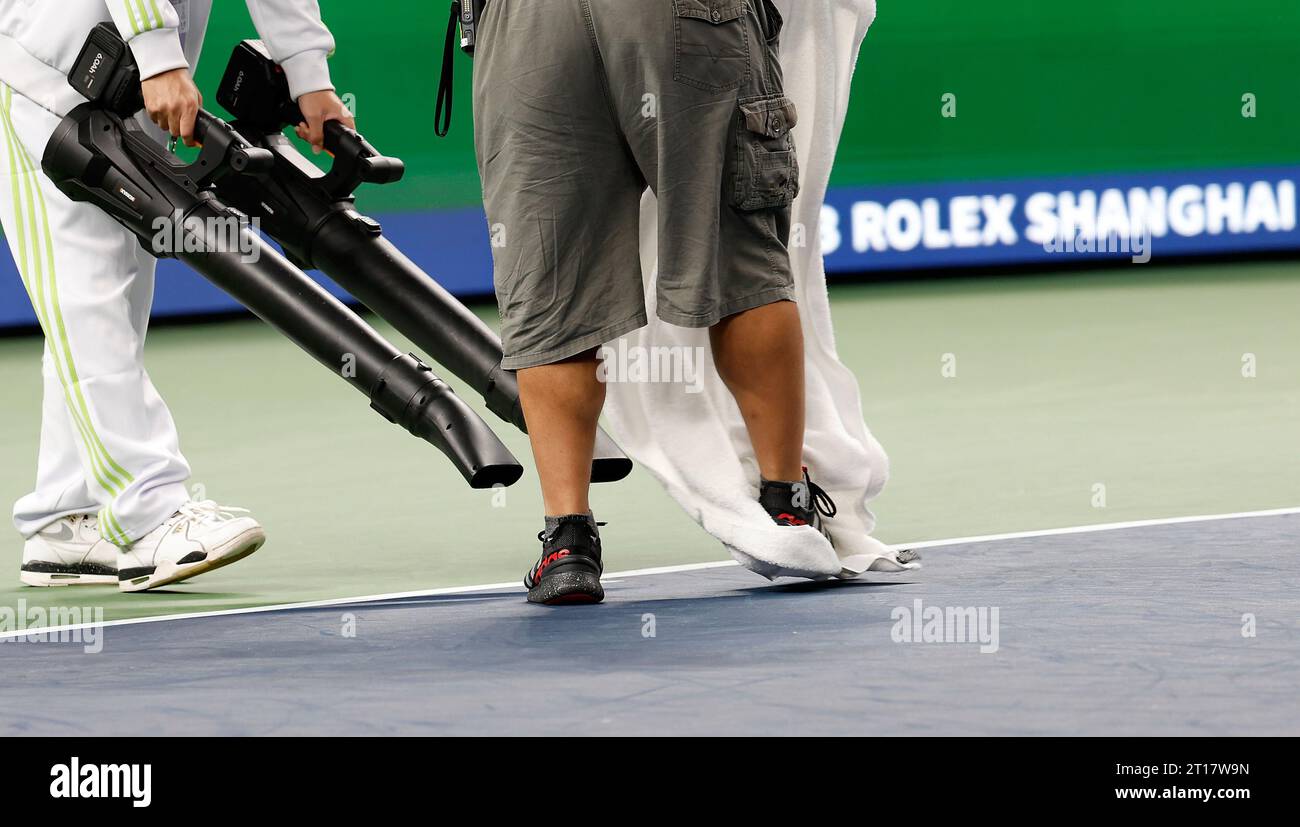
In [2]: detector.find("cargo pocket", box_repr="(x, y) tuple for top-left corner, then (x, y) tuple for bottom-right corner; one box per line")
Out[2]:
(673, 0), (751, 92)
(731, 94), (800, 211)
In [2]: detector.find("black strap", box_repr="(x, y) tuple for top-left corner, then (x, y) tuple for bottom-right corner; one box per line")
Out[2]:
(802, 468), (838, 519)
(434, 1), (459, 137)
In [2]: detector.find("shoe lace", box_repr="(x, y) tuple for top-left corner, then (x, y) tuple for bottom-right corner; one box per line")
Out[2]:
(176, 500), (249, 527)
(796, 467), (837, 520)
(536, 517), (606, 545)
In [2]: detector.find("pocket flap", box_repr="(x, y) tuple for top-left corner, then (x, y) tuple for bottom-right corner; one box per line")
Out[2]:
(740, 96), (799, 138)
(673, 0), (746, 24)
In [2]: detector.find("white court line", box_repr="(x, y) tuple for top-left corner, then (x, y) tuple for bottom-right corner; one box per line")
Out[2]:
(901, 505), (1300, 550)
(2, 506), (1296, 641)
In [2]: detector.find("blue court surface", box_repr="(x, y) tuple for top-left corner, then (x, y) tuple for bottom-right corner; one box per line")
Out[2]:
(0, 512), (1295, 737)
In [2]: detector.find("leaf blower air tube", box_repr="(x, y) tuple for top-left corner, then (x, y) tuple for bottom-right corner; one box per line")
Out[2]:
(215, 39), (633, 484)
(43, 30), (523, 489)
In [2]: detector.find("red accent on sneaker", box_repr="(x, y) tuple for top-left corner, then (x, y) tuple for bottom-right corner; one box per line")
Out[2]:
(775, 513), (808, 526)
(534, 548), (571, 580)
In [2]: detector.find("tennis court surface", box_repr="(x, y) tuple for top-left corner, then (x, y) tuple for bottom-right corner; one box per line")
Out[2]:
(2, 511), (1294, 736)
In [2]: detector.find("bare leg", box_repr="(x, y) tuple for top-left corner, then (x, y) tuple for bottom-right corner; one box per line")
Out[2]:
(710, 300), (806, 482)
(516, 349), (605, 515)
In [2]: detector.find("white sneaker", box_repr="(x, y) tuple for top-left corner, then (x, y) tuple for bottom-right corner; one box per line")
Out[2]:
(20, 514), (118, 587)
(118, 501), (266, 593)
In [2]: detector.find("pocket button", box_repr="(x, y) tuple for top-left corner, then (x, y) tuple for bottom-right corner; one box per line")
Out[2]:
(712, 9), (721, 21)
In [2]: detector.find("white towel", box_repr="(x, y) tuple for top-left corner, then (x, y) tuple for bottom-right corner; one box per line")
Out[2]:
(603, 0), (918, 579)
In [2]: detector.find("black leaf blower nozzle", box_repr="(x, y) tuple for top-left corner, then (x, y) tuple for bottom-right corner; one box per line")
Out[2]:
(214, 38), (634, 484)
(43, 24), (523, 489)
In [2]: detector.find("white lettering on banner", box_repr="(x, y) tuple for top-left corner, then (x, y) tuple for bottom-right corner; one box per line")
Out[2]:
(850, 195), (1021, 253)
(1169, 185), (1206, 236)
(1280, 180), (1297, 227)
(949, 195), (981, 246)
(831, 179), (1297, 256)
(820, 204), (842, 255)
(982, 194), (1018, 244)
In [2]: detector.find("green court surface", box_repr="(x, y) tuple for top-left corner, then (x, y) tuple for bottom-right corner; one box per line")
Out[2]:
(1, 261), (1297, 624)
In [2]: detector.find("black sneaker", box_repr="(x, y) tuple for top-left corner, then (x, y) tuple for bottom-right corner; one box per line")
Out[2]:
(525, 516), (605, 605)
(759, 467), (837, 543)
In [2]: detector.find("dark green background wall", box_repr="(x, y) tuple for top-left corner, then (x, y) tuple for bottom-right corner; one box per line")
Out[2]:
(196, 0), (1300, 212)
(843, 1), (1300, 187)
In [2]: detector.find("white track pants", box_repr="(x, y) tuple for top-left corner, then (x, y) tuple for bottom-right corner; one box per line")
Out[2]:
(0, 85), (190, 544)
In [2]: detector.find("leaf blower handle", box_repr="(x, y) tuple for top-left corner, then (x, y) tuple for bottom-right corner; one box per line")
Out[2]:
(320, 119), (405, 198)
(192, 111), (275, 178)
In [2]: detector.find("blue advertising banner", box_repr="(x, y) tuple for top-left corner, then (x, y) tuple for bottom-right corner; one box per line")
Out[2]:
(3, 166), (1298, 330)
(820, 166), (1300, 271)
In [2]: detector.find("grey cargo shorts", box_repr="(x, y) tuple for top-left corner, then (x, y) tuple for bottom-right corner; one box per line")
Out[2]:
(473, 0), (800, 370)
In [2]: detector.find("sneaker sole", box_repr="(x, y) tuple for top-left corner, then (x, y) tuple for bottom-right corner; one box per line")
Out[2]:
(526, 570), (605, 606)
(119, 527), (266, 593)
(19, 569), (117, 587)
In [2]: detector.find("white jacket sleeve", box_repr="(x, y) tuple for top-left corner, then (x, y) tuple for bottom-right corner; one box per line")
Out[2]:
(103, 0), (188, 81)
(245, 0), (337, 100)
